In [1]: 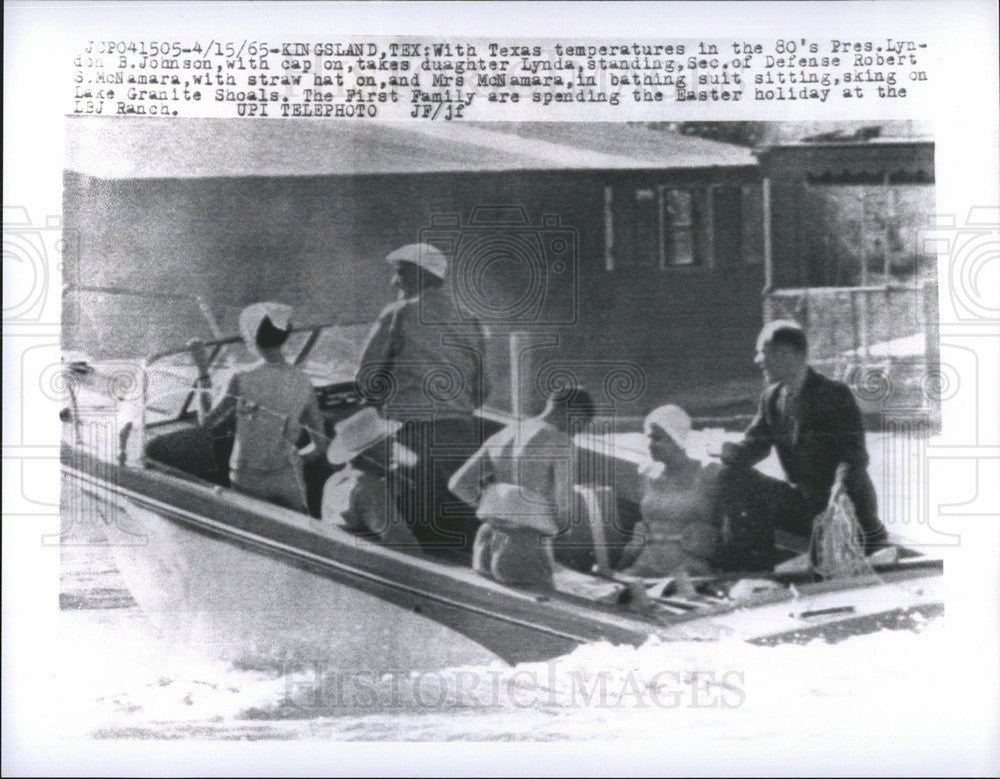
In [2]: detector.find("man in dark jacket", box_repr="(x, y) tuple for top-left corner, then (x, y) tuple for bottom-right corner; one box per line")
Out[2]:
(721, 320), (889, 553)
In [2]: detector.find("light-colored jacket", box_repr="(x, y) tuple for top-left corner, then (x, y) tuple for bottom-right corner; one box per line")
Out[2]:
(357, 287), (488, 419)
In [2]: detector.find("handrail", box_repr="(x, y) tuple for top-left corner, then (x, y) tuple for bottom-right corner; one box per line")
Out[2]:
(146, 320), (357, 365)
(147, 320), (366, 425)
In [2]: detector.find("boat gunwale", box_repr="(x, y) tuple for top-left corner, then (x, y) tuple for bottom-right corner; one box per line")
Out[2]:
(61, 445), (662, 642)
(62, 442), (945, 645)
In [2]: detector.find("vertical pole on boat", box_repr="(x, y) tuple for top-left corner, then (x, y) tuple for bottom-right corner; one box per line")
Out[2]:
(762, 177), (773, 296)
(510, 331), (525, 417)
(510, 332), (560, 419)
(195, 295), (223, 339)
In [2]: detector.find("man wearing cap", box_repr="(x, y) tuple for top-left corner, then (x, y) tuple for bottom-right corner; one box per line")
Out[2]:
(356, 243), (490, 556)
(720, 320), (889, 554)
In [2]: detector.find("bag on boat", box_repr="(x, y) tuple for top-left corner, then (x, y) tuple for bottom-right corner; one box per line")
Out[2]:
(810, 478), (871, 580)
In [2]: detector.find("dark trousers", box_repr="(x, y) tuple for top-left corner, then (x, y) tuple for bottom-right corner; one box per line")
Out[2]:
(719, 465), (887, 553)
(390, 417), (485, 560)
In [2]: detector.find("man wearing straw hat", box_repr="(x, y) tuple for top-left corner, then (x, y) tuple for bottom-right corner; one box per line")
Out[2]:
(356, 243), (489, 557)
(322, 407), (419, 548)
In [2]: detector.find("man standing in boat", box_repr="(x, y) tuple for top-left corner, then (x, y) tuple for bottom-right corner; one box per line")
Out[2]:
(720, 320), (890, 555)
(356, 243), (490, 557)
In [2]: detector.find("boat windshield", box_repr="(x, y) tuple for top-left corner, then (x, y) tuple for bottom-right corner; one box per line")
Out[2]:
(145, 322), (370, 425)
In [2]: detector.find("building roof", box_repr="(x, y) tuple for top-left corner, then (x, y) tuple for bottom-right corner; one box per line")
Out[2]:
(64, 118), (756, 179)
(758, 136), (935, 151)
(755, 133), (935, 183)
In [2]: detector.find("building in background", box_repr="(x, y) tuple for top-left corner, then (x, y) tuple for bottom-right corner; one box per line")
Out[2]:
(63, 120), (764, 422)
(755, 128), (938, 423)
(63, 119), (938, 427)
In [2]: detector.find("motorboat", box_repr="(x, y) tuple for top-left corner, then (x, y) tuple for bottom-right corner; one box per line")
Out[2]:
(60, 320), (944, 666)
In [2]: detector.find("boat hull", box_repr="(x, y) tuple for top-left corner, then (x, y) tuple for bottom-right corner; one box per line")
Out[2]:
(63, 444), (945, 666)
(103, 500), (509, 671)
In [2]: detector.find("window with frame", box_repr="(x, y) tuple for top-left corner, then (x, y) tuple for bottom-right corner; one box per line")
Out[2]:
(662, 188), (697, 266)
(605, 184), (711, 270)
(606, 186), (660, 270)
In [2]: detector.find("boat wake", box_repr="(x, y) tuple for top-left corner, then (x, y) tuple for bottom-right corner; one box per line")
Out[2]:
(60, 606), (945, 742)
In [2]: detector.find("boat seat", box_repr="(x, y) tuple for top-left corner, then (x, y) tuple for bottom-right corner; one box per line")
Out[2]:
(144, 420), (233, 486)
(553, 484), (643, 573)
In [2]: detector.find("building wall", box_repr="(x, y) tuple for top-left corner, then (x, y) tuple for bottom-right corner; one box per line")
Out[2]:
(764, 282), (940, 422)
(769, 181), (936, 289)
(63, 166), (764, 419)
(758, 142), (939, 423)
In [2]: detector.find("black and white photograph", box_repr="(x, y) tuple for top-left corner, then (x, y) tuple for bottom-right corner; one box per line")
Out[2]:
(56, 114), (949, 726)
(4, 2), (999, 776)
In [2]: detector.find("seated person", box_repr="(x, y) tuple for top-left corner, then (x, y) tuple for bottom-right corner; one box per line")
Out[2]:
(720, 320), (889, 556)
(621, 405), (726, 578)
(194, 302), (327, 512)
(448, 387), (596, 589)
(322, 407), (420, 549)
(621, 404), (775, 578)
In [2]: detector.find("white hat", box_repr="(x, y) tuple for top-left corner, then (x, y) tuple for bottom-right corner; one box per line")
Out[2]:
(327, 407), (404, 465)
(239, 302), (293, 354)
(385, 243), (448, 279)
(643, 404), (692, 449)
